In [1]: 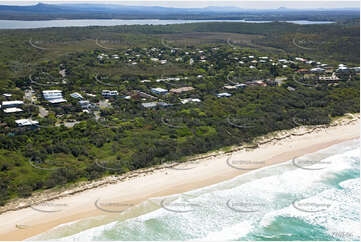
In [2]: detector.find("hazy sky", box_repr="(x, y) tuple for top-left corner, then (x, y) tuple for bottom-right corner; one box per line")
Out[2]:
(0, 0), (359, 9)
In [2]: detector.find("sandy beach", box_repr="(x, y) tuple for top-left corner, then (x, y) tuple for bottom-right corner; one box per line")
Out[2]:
(0, 115), (359, 241)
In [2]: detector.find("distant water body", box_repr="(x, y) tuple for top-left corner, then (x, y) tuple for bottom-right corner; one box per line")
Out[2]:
(0, 19), (335, 29)
(30, 139), (360, 241)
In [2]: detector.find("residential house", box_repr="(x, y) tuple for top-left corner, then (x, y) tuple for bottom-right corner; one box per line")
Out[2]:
(246, 80), (267, 87)
(1, 100), (24, 108)
(15, 119), (39, 127)
(278, 59), (288, 63)
(224, 85), (237, 90)
(141, 102), (158, 108)
(157, 102), (172, 107)
(170, 87), (195, 94)
(131, 90), (157, 100)
(310, 67), (325, 73)
(151, 88), (168, 95)
(217, 93), (232, 98)
(180, 98), (201, 104)
(79, 100), (92, 109)
(102, 90), (119, 97)
(43, 90), (67, 104)
(3, 107), (23, 113)
(235, 84), (247, 88)
(275, 77), (287, 86)
(336, 66), (349, 72)
(287, 86), (296, 91)
(295, 57), (306, 62)
(70, 92), (83, 99)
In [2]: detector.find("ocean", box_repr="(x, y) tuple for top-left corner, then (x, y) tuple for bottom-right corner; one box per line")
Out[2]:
(30, 139), (360, 241)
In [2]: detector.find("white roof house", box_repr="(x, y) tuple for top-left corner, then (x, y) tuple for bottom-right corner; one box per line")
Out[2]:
(48, 99), (67, 104)
(336, 66), (349, 72)
(151, 88), (168, 95)
(86, 93), (97, 97)
(70, 92), (83, 99)
(15, 119), (39, 127)
(43, 90), (66, 103)
(224, 85), (237, 90)
(310, 68), (325, 73)
(2, 100), (24, 107)
(295, 57), (306, 62)
(3, 107), (23, 113)
(235, 84), (247, 88)
(180, 98), (201, 104)
(141, 102), (158, 108)
(102, 90), (119, 97)
(217, 93), (232, 98)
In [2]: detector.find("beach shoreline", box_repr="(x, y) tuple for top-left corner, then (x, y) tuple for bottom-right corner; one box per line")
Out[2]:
(0, 114), (359, 241)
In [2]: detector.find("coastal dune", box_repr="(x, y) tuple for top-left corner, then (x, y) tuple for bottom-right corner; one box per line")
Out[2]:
(0, 115), (359, 241)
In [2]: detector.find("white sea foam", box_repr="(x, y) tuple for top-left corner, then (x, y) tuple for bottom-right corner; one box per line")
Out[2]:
(33, 139), (360, 241)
